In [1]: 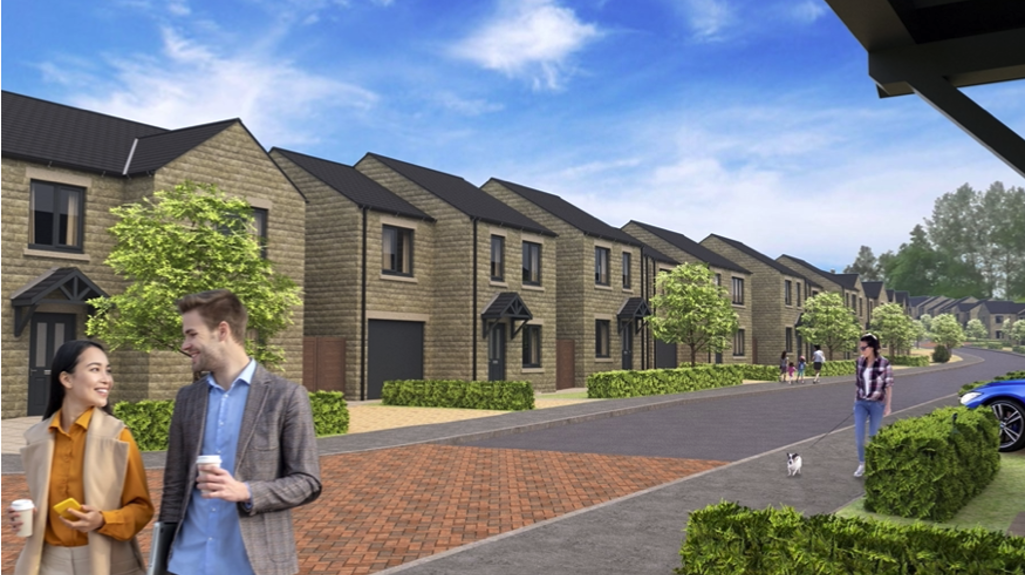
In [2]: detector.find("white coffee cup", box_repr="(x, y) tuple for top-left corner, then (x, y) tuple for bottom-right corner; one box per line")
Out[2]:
(11, 499), (34, 538)
(196, 454), (222, 489)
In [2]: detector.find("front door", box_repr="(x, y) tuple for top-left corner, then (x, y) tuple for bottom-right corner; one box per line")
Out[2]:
(714, 351), (723, 364)
(488, 324), (506, 381)
(621, 323), (633, 370)
(29, 313), (76, 416)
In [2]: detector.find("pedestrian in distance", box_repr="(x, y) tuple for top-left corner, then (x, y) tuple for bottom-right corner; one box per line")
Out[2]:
(159, 289), (321, 575)
(797, 356), (807, 384)
(812, 345), (825, 383)
(779, 351), (789, 383)
(787, 361), (796, 385)
(852, 333), (894, 478)
(8, 340), (154, 575)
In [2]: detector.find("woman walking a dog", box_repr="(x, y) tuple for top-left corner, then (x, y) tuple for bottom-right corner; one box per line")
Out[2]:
(852, 333), (893, 478)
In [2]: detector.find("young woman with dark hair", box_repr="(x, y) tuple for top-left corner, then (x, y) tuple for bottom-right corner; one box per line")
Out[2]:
(7, 340), (153, 575)
(852, 333), (894, 478)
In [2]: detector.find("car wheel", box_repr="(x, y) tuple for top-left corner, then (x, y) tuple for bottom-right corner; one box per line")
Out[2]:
(988, 399), (1025, 452)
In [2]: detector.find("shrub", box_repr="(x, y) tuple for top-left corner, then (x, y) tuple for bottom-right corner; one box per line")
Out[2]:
(382, 380), (534, 410)
(309, 391), (349, 436)
(587, 365), (744, 398)
(1013, 345), (1025, 354)
(864, 406), (1000, 521)
(677, 501), (1025, 575)
(959, 369), (1025, 395)
(932, 344), (951, 363)
(888, 355), (930, 367)
(114, 390), (352, 451)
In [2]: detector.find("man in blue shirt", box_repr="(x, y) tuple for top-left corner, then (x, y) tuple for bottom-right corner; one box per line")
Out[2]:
(159, 289), (321, 575)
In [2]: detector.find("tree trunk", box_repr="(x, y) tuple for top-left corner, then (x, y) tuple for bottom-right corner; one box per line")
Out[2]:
(690, 344), (698, 367)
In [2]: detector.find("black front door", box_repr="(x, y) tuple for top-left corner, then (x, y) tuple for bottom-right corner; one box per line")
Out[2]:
(488, 324), (506, 381)
(714, 351), (723, 364)
(621, 323), (633, 370)
(29, 313), (76, 416)
(655, 339), (677, 369)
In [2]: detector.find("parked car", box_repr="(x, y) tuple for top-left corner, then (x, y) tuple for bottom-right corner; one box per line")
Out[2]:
(959, 378), (1025, 452)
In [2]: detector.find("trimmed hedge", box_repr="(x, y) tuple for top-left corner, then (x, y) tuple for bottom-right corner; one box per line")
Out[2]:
(1014, 346), (1025, 354)
(959, 369), (1025, 395)
(381, 379), (534, 410)
(587, 365), (745, 398)
(113, 390), (351, 451)
(888, 355), (930, 367)
(677, 501), (1025, 575)
(933, 344), (952, 363)
(864, 406), (1000, 521)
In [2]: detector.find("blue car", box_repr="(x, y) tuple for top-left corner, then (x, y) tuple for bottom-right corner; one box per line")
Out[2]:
(960, 378), (1025, 452)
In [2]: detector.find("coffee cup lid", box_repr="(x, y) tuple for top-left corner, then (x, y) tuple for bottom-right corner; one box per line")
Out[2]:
(196, 455), (222, 464)
(11, 499), (34, 511)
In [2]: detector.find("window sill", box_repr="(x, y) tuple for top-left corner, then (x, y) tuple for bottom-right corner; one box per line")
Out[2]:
(622, 288), (633, 293)
(594, 284), (613, 291)
(522, 284), (545, 292)
(490, 280), (509, 288)
(594, 357), (614, 363)
(380, 273), (417, 283)
(521, 367), (545, 374)
(23, 248), (91, 262)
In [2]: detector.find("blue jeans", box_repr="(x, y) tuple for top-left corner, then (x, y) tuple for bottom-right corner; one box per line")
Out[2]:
(854, 399), (885, 463)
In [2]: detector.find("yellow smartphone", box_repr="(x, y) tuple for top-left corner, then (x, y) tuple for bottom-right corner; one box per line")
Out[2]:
(53, 497), (82, 520)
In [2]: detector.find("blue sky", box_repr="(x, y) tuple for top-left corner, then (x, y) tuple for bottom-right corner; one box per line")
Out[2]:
(4, 0), (1023, 272)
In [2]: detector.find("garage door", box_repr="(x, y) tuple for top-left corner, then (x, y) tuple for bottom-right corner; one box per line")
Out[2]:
(368, 320), (424, 400)
(655, 339), (677, 369)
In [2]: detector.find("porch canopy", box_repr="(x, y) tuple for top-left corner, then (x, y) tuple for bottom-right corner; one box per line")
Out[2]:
(10, 267), (108, 337)
(481, 292), (533, 339)
(618, 297), (652, 333)
(825, 0), (1025, 178)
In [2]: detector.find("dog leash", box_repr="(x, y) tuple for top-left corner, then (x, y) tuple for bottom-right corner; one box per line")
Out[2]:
(806, 411), (854, 450)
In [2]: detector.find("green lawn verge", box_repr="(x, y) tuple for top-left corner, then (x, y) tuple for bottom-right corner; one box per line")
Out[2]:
(835, 452), (1025, 533)
(537, 391), (592, 399)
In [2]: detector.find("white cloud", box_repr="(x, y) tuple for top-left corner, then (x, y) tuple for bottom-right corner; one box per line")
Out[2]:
(680, 0), (734, 41)
(49, 27), (376, 147)
(433, 92), (505, 116)
(167, 0), (191, 16)
(450, 0), (601, 91)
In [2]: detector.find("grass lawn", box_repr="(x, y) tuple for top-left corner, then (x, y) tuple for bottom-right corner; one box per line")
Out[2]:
(537, 391), (591, 399)
(835, 452), (1025, 533)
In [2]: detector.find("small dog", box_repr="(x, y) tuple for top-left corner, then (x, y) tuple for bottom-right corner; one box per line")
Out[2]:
(787, 452), (802, 477)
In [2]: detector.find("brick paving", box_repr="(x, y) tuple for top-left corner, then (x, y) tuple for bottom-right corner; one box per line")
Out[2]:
(2, 444), (724, 575)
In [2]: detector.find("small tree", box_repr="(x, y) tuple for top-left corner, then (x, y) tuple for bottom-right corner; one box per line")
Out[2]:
(648, 263), (739, 367)
(919, 313), (933, 334)
(965, 318), (988, 341)
(930, 313), (965, 350)
(87, 181), (302, 370)
(911, 319), (927, 348)
(869, 303), (915, 356)
(796, 292), (861, 360)
(1009, 320), (1025, 345)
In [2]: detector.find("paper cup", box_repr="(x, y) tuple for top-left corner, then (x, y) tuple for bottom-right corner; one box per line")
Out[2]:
(11, 499), (34, 537)
(196, 455), (222, 490)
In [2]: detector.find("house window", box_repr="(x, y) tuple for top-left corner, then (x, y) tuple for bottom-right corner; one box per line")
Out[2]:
(595, 247), (610, 286)
(733, 329), (745, 356)
(786, 327), (793, 353)
(522, 241), (542, 285)
(595, 320), (610, 358)
(996, 315), (1004, 324)
(996, 330), (1003, 339)
(796, 283), (802, 306)
(715, 273), (722, 286)
(252, 207), (268, 259)
(523, 325), (542, 367)
(622, 252), (632, 289)
(731, 277), (744, 305)
(491, 235), (505, 281)
(859, 298), (864, 317)
(30, 181), (84, 251)
(382, 225), (413, 275)
(785, 280), (793, 305)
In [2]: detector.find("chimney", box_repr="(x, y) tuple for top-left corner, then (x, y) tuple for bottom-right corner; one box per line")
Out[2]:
(830, 268), (836, 274)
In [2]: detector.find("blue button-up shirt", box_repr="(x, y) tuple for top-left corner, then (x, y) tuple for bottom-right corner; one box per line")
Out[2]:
(169, 360), (257, 575)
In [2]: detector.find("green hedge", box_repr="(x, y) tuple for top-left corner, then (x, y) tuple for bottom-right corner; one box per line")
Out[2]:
(381, 379), (534, 410)
(960, 369), (1025, 395)
(587, 365), (745, 398)
(888, 355), (930, 367)
(1014, 346), (1025, 354)
(933, 344), (952, 363)
(114, 390), (351, 451)
(677, 501), (1025, 575)
(864, 406), (1000, 521)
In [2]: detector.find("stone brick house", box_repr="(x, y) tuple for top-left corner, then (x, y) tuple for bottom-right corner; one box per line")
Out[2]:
(777, 255), (868, 329)
(2, 91), (305, 418)
(621, 221), (752, 366)
(970, 300), (1025, 340)
(480, 179), (652, 388)
(861, 281), (888, 324)
(700, 235), (816, 365)
(354, 155), (559, 392)
(270, 148), (438, 400)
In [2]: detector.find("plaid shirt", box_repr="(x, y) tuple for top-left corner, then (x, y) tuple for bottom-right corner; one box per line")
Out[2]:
(855, 356), (893, 401)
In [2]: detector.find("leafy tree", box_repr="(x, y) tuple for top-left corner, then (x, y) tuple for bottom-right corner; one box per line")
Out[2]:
(87, 181), (302, 370)
(919, 314), (932, 334)
(930, 314), (965, 350)
(965, 318), (988, 341)
(1009, 320), (1025, 345)
(911, 319), (927, 348)
(869, 303), (915, 355)
(648, 263), (739, 367)
(844, 246), (882, 281)
(880, 225), (941, 297)
(796, 292), (861, 360)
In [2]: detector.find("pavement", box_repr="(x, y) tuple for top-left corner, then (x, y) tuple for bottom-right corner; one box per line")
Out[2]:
(3, 348), (1024, 574)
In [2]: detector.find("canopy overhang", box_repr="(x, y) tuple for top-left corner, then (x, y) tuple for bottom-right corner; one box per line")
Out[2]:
(481, 292), (533, 340)
(617, 297), (652, 334)
(10, 267), (108, 337)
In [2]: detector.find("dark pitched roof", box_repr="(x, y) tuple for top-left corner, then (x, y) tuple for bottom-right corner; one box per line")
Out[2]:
(861, 281), (885, 299)
(126, 120), (236, 175)
(641, 244), (679, 266)
(365, 154), (554, 237)
(3, 91), (164, 174)
(481, 292), (533, 320)
(487, 179), (639, 246)
(982, 300), (1025, 314)
(618, 297), (651, 320)
(908, 295), (931, 308)
(626, 221), (749, 274)
(780, 255), (859, 290)
(272, 148), (432, 221)
(705, 235), (814, 284)
(895, 290), (909, 305)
